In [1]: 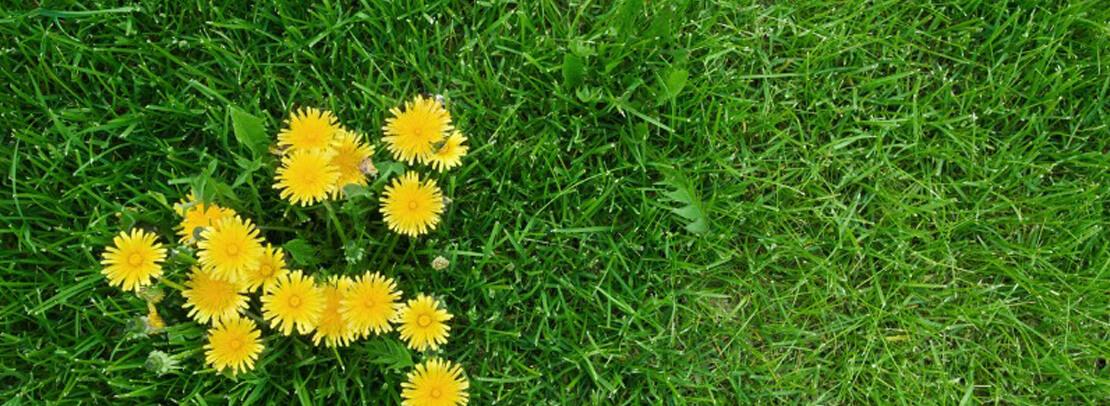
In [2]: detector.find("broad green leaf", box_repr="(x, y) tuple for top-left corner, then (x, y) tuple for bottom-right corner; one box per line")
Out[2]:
(209, 178), (240, 204)
(342, 183), (369, 198)
(659, 68), (689, 102)
(232, 156), (262, 188)
(672, 204), (701, 221)
(234, 156), (261, 170)
(648, 5), (676, 43)
(369, 161), (407, 190)
(664, 188), (691, 203)
(378, 161), (405, 178)
(229, 106), (268, 158)
(613, 0), (644, 39)
(576, 86), (602, 103)
(189, 160), (219, 204)
(283, 238), (319, 267)
(562, 53), (586, 88)
(659, 171), (709, 234)
(363, 338), (414, 371)
(684, 216), (708, 234)
(569, 40), (595, 58)
(147, 191), (169, 210)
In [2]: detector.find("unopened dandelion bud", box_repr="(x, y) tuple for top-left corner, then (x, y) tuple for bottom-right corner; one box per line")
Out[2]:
(432, 256), (450, 271)
(144, 350), (180, 375)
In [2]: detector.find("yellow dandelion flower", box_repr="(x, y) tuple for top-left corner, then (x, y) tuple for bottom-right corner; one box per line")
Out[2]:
(182, 267), (248, 325)
(395, 294), (453, 352)
(176, 201), (236, 245)
(261, 270), (325, 335)
(383, 95), (452, 164)
(197, 216), (265, 282)
(401, 358), (470, 406)
(241, 244), (288, 292)
(427, 131), (468, 172)
(274, 149), (339, 206)
(329, 129), (375, 194)
(312, 276), (357, 347)
(380, 172), (445, 237)
(144, 302), (166, 333)
(173, 192), (195, 216)
(341, 272), (402, 337)
(100, 229), (167, 292)
(204, 316), (263, 376)
(277, 107), (341, 152)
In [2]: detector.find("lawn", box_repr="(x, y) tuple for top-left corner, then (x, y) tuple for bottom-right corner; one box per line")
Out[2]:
(2, 0), (1108, 404)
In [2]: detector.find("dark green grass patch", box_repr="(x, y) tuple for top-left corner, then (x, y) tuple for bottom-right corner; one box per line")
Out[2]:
(1, 0), (1108, 404)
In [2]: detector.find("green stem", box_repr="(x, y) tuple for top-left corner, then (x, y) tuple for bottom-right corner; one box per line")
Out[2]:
(332, 346), (345, 371)
(160, 277), (186, 292)
(322, 201), (349, 245)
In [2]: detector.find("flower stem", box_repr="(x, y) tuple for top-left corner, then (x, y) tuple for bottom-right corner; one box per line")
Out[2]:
(332, 347), (345, 371)
(160, 277), (186, 292)
(322, 201), (349, 244)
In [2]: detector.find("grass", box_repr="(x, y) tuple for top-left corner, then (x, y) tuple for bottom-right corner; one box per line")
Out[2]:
(2, 0), (1108, 404)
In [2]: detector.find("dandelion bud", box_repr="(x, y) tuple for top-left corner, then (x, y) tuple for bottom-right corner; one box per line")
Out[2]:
(143, 302), (166, 334)
(137, 285), (165, 304)
(144, 350), (180, 375)
(431, 256), (450, 271)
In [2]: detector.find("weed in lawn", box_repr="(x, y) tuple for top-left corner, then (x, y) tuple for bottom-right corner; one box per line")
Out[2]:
(1, 0), (1107, 404)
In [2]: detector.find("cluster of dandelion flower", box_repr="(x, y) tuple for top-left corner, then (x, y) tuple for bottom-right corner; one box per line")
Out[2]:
(98, 96), (472, 405)
(273, 96), (467, 236)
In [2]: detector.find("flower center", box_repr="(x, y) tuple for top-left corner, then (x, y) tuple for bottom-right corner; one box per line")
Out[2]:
(288, 295), (302, 308)
(229, 339), (242, 350)
(259, 265), (273, 277)
(430, 388), (442, 398)
(407, 201), (418, 210)
(127, 253), (144, 266)
(226, 245), (240, 256)
(417, 314), (433, 328)
(363, 298), (376, 309)
(410, 122), (428, 139)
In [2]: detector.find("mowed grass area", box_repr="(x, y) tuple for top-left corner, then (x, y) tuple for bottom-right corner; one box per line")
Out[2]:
(2, 0), (1108, 403)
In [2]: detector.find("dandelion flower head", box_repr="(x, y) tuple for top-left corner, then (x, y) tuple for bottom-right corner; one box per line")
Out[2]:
(395, 293), (453, 352)
(100, 229), (167, 292)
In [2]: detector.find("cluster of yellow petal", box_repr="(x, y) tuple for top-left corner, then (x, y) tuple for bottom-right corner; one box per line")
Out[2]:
(382, 95), (452, 164)
(204, 316), (264, 376)
(272, 97), (469, 237)
(175, 195), (236, 245)
(342, 272), (403, 337)
(402, 358), (470, 406)
(380, 172), (445, 237)
(427, 131), (469, 173)
(179, 200), (273, 376)
(261, 270), (324, 336)
(256, 270), (407, 349)
(99, 95), (475, 394)
(274, 149), (339, 206)
(277, 107), (340, 152)
(395, 294), (454, 352)
(382, 95), (469, 171)
(101, 229), (167, 292)
(240, 244), (288, 292)
(197, 216), (264, 282)
(273, 108), (376, 205)
(182, 266), (248, 325)
(312, 276), (357, 347)
(329, 129), (376, 194)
